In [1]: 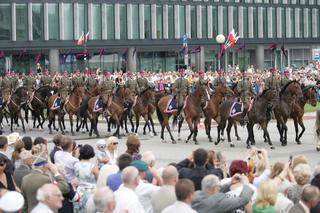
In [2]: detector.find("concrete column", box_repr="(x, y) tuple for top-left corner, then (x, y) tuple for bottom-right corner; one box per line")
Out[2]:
(185, 5), (191, 38)
(228, 6), (233, 32)
(59, 3), (64, 40)
(276, 8), (282, 38)
(74, 3), (79, 39)
(285, 8), (292, 38)
(44, 3), (48, 40)
(151, 4), (157, 39)
(101, 4), (107, 39)
(207, 5), (212, 39)
(196, 5), (202, 39)
(238, 6), (244, 37)
(163, 5), (168, 39)
(28, 3), (33, 41)
(115, 4), (120, 40)
(218, 6), (223, 35)
(258, 7), (263, 38)
(127, 47), (137, 72)
(256, 45), (264, 70)
(196, 46), (205, 71)
(248, 7), (253, 38)
(267, 7), (273, 38)
(174, 5), (180, 39)
(12, 3), (16, 41)
(127, 4), (132, 39)
(303, 8), (309, 38)
(49, 49), (60, 73)
(139, 4), (145, 39)
(312, 8), (318, 38)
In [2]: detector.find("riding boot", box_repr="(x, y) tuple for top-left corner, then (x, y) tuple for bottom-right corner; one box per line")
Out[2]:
(240, 108), (248, 126)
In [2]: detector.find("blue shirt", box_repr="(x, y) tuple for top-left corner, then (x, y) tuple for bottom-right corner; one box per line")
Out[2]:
(107, 171), (122, 192)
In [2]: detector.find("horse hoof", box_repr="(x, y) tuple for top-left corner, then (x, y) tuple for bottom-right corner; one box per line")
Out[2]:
(172, 140), (177, 144)
(316, 147), (320, 152)
(230, 143), (235, 148)
(296, 140), (302, 145)
(153, 132), (157, 136)
(246, 145), (251, 149)
(251, 141), (256, 146)
(209, 138), (213, 143)
(23, 130), (26, 134)
(82, 131), (86, 134)
(185, 140), (189, 144)
(161, 139), (166, 143)
(72, 133), (76, 136)
(195, 141), (199, 145)
(270, 146), (275, 150)
(221, 137), (225, 141)
(89, 133), (92, 137)
(214, 141), (219, 146)
(49, 131), (53, 135)
(281, 141), (287, 146)
(178, 137), (181, 141)
(236, 137), (241, 141)
(62, 132), (65, 135)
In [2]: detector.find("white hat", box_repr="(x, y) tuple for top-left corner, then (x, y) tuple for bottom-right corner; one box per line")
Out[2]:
(96, 139), (106, 146)
(19, 150), (32, 160)
(7, 132), (21, 145)
(0, 191), (24, 212)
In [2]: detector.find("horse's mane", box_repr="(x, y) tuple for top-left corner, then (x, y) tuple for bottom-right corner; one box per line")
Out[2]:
(279, 80), (297, 95)
(259, 89), (270, 98)
(36, 85), (51, 92)
(13, 86), (27, 94)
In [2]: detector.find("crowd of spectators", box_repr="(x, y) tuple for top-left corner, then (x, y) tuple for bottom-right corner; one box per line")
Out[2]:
(0, 132), (319, 213)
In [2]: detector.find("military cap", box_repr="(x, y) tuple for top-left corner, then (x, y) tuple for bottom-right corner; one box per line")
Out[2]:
(131, 160), (148, 172)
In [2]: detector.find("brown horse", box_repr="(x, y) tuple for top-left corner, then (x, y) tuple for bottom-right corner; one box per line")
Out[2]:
(204, 83), (232, 142)
(316, 109), (320, 151)
(64, 86), (86, 135)
(291, 85), (317, 144)
(7, 87), (29, 133)
(177, 83), (209, 144)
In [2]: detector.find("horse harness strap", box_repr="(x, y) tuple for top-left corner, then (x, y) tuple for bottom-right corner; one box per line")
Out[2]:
(65, 97), (80, 110)
(9, 96), (20, 108)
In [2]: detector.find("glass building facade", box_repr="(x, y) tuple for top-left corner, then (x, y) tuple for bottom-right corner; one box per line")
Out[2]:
(0, 0), (319, 73)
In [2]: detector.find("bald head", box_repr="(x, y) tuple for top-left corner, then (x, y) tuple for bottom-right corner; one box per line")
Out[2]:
(301, 185), (320, 208)
(162, 165), (179, 185)
(201, 175), (220, 194)
(122, 166), (139, 189)
(93, 187), (115, 213)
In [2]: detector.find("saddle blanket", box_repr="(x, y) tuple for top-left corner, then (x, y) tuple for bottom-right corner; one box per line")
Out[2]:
(51, 96), (61, 110)
(93, 98), (104, 112)
(164, 97), (178, 113)
(229, 98), (254, 118)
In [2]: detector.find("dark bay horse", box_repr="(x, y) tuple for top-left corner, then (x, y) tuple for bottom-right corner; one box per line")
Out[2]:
(177, 83), (209, 144)
(29, 85), (53, 129)
(291, 85), (317, 144)
(7, 87), (29, 133)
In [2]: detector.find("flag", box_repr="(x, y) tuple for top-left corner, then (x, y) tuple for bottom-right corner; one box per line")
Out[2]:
(268, 43), (277, 53)
(281, 45), (287, 58)
(85, 32), (89, 42)
(35, 53), (42, 64)
(189, 46), (201, 54)
(218, 44), (226, 60)
(99, 48), (105, 57)
(77, 32), (85, 46)
(0, 51), (5, 60)
(225, 29), (240, 49)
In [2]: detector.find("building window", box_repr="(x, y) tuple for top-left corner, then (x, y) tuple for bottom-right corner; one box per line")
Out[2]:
(191, 6), (196, 38)
(262, 7), (267, 38)
(212, 6), (218, 37)
(32, 3), (43, 40)
(299, 8), (303, 37)
(168, 5), (174, 39)
(48, 3), (59, 40)
(222, 6), (228, 36)
(77, 4), (87, 38)
(179, 5), (186, 38)
(63, 3), (73, 40)
(106, 4), (114, 40)
(92, 4), (101, 40)
(144, 5), (151, 39)
(132, 4), (139, 39)
(119, 4), (127, 39)
(202, 6), (207, 38)
(243, 7), (248, 38)
(156, 5), (162, 39)
(233, 7), (239, 32)
(16, 4), (28, 41)
(0, 4), (11, 40)
(252, 7), (258, 38)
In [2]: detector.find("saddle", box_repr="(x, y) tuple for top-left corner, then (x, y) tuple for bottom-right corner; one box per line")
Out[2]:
(164, 97), (178, 113)
(93, 97), (104, 112)
(50, 96), (61, 110)
(229, 97), (254, 117)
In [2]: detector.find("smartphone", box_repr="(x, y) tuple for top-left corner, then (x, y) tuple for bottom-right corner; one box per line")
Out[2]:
(289, 155), (293, 166)
(257, 150), (262, 154)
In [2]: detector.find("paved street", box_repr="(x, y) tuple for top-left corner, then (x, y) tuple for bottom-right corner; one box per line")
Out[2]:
(2, 112), (319, 168)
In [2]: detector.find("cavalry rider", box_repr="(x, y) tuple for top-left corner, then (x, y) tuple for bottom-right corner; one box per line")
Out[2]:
(264, 68), (280, 92)
(137, 71), (149, 95)
(86, 71), (98, 91)
(23, 70), (36, 94)
(211, 69), (226, 91)
(173, 68), (189, 118)
(197, 70), (207, 85)
(72, 70), (85, 88)
(280, 69), (291, 90)
(40, 69), (52, 86)
(11, 72), (19, 90)
(237, 70), (253, 125)
(125, 71), (139, 96)
(59, 71), (72, 100)
(1, 71), (13, 103)
(99, 71), (115, 102)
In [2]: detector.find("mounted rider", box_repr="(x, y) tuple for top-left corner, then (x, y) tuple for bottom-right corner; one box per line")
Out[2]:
(211, 69), (226, 91)
(280, 69), (291, 90)
(136, 71), (149, 95)
(1, 71), (13, 103)
(23, 70), (36, 94)
(58, 71), (72, 101)
(125, 71), (139, 96)
(237, 70), (254, 125)
(173, 68), (189, 118)
(72, 70), (85, 88)
(264, 68), (280, 92)
(86, 71), (98, 91)
(99, 71), (115, 102)
(40, 69), (52, 86)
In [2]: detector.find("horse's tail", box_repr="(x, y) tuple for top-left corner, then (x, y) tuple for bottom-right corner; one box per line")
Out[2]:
(156, 104), (164, 126)
(80, 98), (89, 118)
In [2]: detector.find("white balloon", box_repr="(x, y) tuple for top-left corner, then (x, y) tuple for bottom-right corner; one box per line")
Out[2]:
(216, 34), (226, 44)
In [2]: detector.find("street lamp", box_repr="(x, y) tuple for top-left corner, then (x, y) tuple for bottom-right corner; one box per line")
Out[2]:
(216, 34), (225, 70)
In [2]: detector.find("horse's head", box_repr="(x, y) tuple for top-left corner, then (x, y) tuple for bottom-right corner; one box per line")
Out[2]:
(123, 88), (135, 104)
(304, 86), (317, 107)
(281, 81), (303, 98)
(74, 86), (86, 97)
(216, 84), (230, 97)
(15, 87), (29, 103)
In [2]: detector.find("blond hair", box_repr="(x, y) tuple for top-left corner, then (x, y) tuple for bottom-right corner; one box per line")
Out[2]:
(293, 163), (311, 185)
(292, 155), (308, 169)
(255, 180), (278, 208)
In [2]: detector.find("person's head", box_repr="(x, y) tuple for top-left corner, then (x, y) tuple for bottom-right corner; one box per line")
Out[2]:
(93, 187), (116, 213)
(61, 136), (74, 152)
(207, 150), (216, 165)
(229, 160), (248, 177)
(22, 136), (33, 151)
(36, 184), (63, 210)
(122, 166), (140, 190)
(175, 179), (195, 205)
(270, 162), (285, 179)
(255, 180), (278, 208)
(20, 150), (33, 167)
(126, 135), (140, 155)
(117, 153), (132, 171)
(131, 160), (148, 179)
(141, 151), (156, 167)
(301, 185), (320, 209)
(33, 137), (47, 146)
(106, 137), (119, 151)
(0, 155), (7, 173)
(79, 144), (95, 160)
(255, 160), (266, 177)
(52, 134), (64, 147)
(0, 136), (8, 151)
(292, 155), (308, 169)
(193, 148), (208, 167)
(162, 165), (179, 185)
(12, 139), (25, 160)
(201, 175), (220, 195)
(293, 163), (312, 186)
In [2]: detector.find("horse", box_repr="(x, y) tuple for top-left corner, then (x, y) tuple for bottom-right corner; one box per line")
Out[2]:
(272, 81), (303, 146)
(64, 86), (87, 135)
(291, 85), (317, 144)
(176, 82), (209, 144)
(7, 87), (29, 133)
(245, 89), (279, 149)
(203, 83), (232, 142)
(316, 109), (320, 151)
(29, 86), (53, 129)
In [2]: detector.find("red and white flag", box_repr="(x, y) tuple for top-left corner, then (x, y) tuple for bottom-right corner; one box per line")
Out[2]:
(85, 32), (89, 42)
(225, 29), (240, 49)
(77, 32), (85, 46)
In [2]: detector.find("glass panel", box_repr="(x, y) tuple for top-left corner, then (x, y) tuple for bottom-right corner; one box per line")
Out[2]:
(202, 6), (207, 38)
(299, 8), (303, 37)
(107, 4), (114, 39)
(168, 5), (174, 39)
(262, 7), (267, 38)
(48, 3), (59, 40)
(280, 8), (285, 38)
(63, 3), (73, 40)
(156, 5), (162, 39)
(144, 5), (151, 39)
(132, 4), (139, 39)
(223, 6), (228, 36)
(92, 4), (101, 40)
(179, 5), (185, 37)
(16, 4), (28, 41)
(212, 6), (218, 37)
(78, 4), (88, 38)
(308, 8), (312, 38)
(190, 6), (196, 38)
(243, 7), (248, 38)
(119, 4), (127, 39)
(272, 7), (276, 38)
(32, 3), (43, 40)
(290, 8), (294, 38)
(0, 4), (11, 40)
(233, 7), (238, 31)
(252, 7), (257, 38)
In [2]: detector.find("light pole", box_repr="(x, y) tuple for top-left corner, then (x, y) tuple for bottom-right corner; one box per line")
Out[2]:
(216, 34), (225, 70)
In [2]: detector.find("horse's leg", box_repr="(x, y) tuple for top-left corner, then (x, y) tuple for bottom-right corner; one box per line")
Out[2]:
(69, 114), (75, 136)
(233, 122), (241, 141)
(293, 117), (299, 143)
(246, 123), (254, 149)
(58, 112), (65, 134)
(215, 120), (226, 145)
(165, 117), (176, 144)
(177, 117), (184, 141)
(48, 112), (53, 134)
(261, 122), (274, 149)
(276, 120), (284, 143)
(193, 119), (199, 145)
(297, 116), (305, 144)
(40, 110), (46, 129)
(94, 114), (100, 137)
(185, 118), (194, 144)
(149, 114), (157, 136)
(19, 111), (26, 133)
(134, 114), (140, 134)
(204, 117), (212, 142)
(10, 113), (13, 132)
(226, 119), (235, 147)
(112, 116), (121, 138)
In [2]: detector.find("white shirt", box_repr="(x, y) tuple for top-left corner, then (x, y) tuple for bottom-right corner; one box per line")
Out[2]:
(31, 202), (54, 213)
(106, 150), (118, 166)
(161, 201), (196, 213)
(114, 185), (146, 213)
(135, 180), (160, 213)
(54, 150), (79, 182)
(299, 200), (310, 213)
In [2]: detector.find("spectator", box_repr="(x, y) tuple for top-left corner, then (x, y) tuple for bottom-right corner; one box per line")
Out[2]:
(113, 166), (145, 213)
(107, 153), (132, 191)
(253, 180), (278, 213)
(289, 185), (320, 213)
(11, 139), (24, 168)
(21, 136), (33, 151)
(0, 190), (24, 212)
(126, 135), (141, 160)
(311, 164), (320, 213)
(0, 155), (18, 191)
(93, 187), (116, 213)
(192, 174), (254, 213)
(0, 136), (14, 175)
(105, 136), (119, 166)
(31, 184), (64, 213)
(96, 139), (108, 169)
(292, 155), (308, 170)
(33, 137), (48, 146)
(252, 149), (271, 188)
(162, 179), (197, 213)
(13, 150), (32, 188)
(142, 151), (161, 184)
(49, 134), (63, 163)
(54, 136), (79, 183)
(152, 165), (178, 213)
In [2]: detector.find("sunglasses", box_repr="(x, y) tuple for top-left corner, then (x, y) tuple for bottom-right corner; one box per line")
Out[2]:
(0, 162), (6, 167)
(112, 142), (119, 145)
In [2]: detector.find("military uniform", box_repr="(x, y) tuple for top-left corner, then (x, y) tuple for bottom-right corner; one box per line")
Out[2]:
(72, 76), (85, 88)
(86, 77), (98, 91)
(137, 76), (149, 94)
(279, 75), (291, 90)
(237, 75), (253, 125)
(173, 75), (189, 111)
(59, 77), (72, 100)
(99, 78), (115, 95)
(264, 75), (280, 92)
(41, 75), (52, 86)
(1, 76), (13, 103)
(23, 76), (36, 93)
(126, 77), (139, 95)
(11, 75), (18, 90)
(211, 76), (227, 90)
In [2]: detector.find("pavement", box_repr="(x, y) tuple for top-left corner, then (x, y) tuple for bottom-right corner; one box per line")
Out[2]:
(2, 112), (320, 168)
